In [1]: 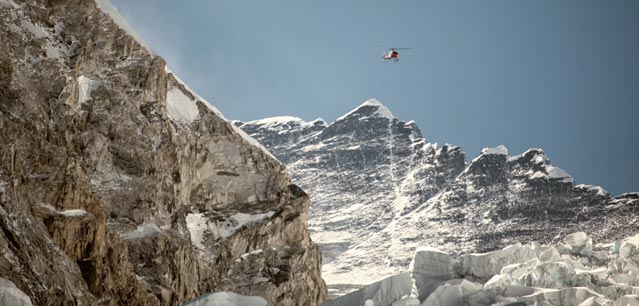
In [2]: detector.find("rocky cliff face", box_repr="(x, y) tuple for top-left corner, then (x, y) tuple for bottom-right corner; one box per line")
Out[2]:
(0, 0), (326, 305)
(236, 99), (639, 296)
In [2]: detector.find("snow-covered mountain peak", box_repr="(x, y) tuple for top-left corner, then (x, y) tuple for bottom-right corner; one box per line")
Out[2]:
(335, 98), (396, 122)
(576, 184), (609, 197)
(463, 152), (510, 184)
(532, 165), (574, 184)
(434, 143), (464, 159)
(237, 102), (636, 297)
(508, 148), (549, 167)
(308, 117), (328, 127)
(464, 145), (575, 185)
(617, 192), (639, 200)
(504, 148), (574, 184)
(465, 145), (509, 173)
(481, 145), (509, 156)
(362, 98), (384, 107)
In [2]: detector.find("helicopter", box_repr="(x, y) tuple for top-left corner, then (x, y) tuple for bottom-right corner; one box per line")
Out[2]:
(382, 47), (411, 62)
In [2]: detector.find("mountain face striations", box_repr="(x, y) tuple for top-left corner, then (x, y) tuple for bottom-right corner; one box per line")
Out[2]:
(236, 99), (639, 296)
(0, 0), (326, 305)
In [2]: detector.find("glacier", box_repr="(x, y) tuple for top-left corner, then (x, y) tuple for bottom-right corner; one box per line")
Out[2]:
(320, 232), (639, 306)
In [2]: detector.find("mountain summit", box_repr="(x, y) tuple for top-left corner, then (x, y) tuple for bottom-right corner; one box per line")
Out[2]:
(335, 98), (396, 122)
(237, 99), (638, 297)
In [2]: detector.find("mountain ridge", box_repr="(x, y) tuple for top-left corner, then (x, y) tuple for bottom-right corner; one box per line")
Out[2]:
(236, 98), (638, 297)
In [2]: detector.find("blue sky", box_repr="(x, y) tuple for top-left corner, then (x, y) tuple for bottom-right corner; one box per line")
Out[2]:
(110, 0), (639, 195)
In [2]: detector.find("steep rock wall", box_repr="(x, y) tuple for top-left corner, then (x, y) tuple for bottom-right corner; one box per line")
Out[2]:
(0, 0), (326, 305)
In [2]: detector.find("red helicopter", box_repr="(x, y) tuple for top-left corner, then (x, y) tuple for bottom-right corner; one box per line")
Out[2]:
(382, 47), (411, 62)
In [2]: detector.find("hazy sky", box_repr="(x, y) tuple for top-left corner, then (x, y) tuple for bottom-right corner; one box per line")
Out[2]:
(110, 0), (639, 195)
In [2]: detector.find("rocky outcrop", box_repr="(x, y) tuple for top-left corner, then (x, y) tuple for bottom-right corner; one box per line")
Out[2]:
(237, 100), (639, 296)
(322, 232), (639, 306)
(0, 0), (325, 305)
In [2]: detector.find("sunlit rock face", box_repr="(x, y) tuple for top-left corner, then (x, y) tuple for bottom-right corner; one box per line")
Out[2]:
(238, 100), (639, 297)
(0, 1), (325, 305)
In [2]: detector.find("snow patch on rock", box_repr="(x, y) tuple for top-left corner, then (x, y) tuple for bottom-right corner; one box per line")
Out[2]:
(186, 212), (275, 249)
(76, 75), (99, 110)
(547, 165), (574, 183)
(526, 163), (574, 184)
(481, 145), (509, 156)
(576, 184), (609, 197)
(166, 86), (199, 124)
(36, 203), (87, 218)
(165, 68), (280, 162)
(121, 223), (161, 240)
(182, 291), (267, 306)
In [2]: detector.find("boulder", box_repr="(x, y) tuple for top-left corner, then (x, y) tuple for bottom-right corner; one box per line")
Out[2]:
(0, 278), (33, 306)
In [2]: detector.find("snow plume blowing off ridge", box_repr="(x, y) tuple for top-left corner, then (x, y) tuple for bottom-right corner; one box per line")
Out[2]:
(335, 98), (396, 122)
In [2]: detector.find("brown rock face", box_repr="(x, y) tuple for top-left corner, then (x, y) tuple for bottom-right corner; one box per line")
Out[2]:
(0, 0), (327, 305)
